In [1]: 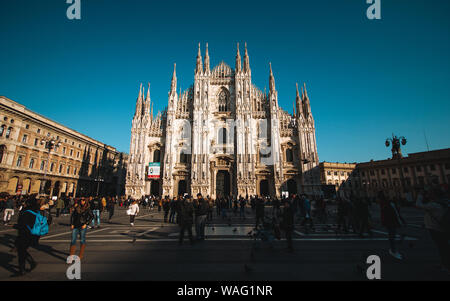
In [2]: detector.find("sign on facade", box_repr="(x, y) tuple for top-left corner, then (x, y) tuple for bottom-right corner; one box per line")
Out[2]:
(148, 162), (160, 179)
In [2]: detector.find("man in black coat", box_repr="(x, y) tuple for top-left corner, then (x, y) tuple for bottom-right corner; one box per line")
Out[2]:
(12, 197), (40, 277)
(194, 193), (209, 241)
(255, 197), (265, 227)
(281, 200), (295, 252)
(178, 196), (194, 245)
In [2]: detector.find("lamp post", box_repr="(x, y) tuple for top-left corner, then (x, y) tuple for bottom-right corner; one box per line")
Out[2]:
(95, 177), (104, 197)
(385, 134), (407, 200)
(39, 137), (61, 196)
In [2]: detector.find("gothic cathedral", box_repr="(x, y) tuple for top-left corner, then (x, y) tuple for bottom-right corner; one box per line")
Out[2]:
(126, 43), (321, 199)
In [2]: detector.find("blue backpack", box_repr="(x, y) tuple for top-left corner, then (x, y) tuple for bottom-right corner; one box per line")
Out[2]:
(26, 210), (49, 236)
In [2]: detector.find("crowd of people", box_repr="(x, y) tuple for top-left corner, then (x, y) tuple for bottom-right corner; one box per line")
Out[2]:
(0, 183), (448, 277)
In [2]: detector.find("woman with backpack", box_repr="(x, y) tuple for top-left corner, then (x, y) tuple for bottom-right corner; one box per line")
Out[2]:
(416, 188), (450, 273)
(12, 196), (41, 277)
(69, 198), (94, 262)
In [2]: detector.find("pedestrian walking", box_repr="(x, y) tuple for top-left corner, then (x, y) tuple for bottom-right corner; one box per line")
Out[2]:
(255, 197), (265, 227)
(107, 197), (116, 222)
(379, 191), (405, 260)
(69, 198), (94, 262)
(11, 196), (43, 277)
(416, 187), (450, 273)
(239, 196), (247, 220)
(89, 197), (102, 229)
(163, 197), (170, 223)
(281, 200), (295, 252)
(55, 197), (64, 217)
(300, 195), (315, 233)
(178, 196), (194, 245)
(127, 200), (139, 226)
(3, 196), (15, 225)
(194, 193), (208, 241)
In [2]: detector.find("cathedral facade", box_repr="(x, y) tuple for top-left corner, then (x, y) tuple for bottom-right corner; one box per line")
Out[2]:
(125, 44), (321, 199)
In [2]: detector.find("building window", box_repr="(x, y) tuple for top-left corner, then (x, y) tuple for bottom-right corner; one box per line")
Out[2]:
(77, 151), (80, 158)
(50, 163), (55, 172)
(429, 164), (436, 171)
(25, 124), (29, 129)
(22, 135), (28, 143)
(392, 168), (397, 174)
(16, 155), (23, 167)
(445, 163), (450, 170)
(180, 152), (188, 163)
(63, 147), (66, 154)
(403, 167), (409, 173)
(74, 167), (77, 175)
(370, 170), (375, 176)
(341, 171), (344, 176)
(381, 169), (385, 175)
(67, 166), (70, 174)
(5, 127), (12, 138)
(40, 160), (45, 170)
(29, 158), (35, 169)
(0, 146), (5, 163)
(334, 171), (338, 176)
(37, 128), (41, 133)
(327, 171), (331, 176)
(416, 166), (422, 172)
(34, 138), (38, 146)
(0, 125), (5, 137)
(218, 128), (227, 144)
(286, 148), (293, 162)
(218, 89), (229, 112)
(59, 164), (63, 173)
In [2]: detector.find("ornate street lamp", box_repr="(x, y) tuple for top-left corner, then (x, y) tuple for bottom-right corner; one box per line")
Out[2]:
(39, 137), (62, 195)
(385, 134), (407, 159)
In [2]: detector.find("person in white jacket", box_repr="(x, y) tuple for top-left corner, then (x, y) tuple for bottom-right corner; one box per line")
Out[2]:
(128, 200), (140, 226)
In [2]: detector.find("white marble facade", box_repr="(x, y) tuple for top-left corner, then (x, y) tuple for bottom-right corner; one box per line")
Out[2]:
(125, 43), (321, 199)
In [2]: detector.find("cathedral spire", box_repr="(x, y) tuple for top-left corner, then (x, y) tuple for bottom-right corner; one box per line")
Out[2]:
(196, 43), (203, 74)
(302, 82), (311, 116)
(134, 83), (143, 117)
(235, 43), (241, 73)
(243, 42), (250, 73)
(296, 83), (303, 116)
(269, 62), (276, 93)
(170, 63), (177, 94)
(204, 43), (210, 73)
(144, 82), (151, 115)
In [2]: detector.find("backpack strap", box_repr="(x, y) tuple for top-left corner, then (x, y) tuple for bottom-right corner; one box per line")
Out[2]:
(26, 210), (37, 216)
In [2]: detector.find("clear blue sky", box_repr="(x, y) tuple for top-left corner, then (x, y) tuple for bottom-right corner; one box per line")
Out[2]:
(1, 0), (449, 163)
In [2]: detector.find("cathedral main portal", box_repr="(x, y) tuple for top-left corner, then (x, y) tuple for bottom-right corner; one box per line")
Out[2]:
(216, 170), (230, 198)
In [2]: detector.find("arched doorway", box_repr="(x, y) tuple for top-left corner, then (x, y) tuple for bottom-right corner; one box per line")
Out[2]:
(216, 170), (230, 198)
(44, 180), (52, 195)
(151, 180), (160, 196)
(178, 180), (187, 196)
(287, 179), (297, 195)
(53, 181), (60, 197)
(259, 179), (269, 197)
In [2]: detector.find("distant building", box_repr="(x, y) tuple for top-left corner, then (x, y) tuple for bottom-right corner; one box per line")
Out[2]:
(126, 43), (321, 199)
(319, 162), (358, 198)
(354, 148), (450, 200)
(0, 96), (128, 197)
